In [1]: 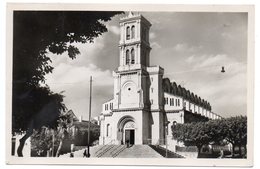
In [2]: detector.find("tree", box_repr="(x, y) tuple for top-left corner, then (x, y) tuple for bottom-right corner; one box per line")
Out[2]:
(55, 112), (74, 157)
(31, 127), (60, 157)
(172, 122), (212, 157)
(30, 111), (75, 157)
(223, 116), (247, 157)
(31, 111), (101, 157)
(14, 86), (66, 157)
(172, 116), (247, 158)
(12, 11), (123, 156)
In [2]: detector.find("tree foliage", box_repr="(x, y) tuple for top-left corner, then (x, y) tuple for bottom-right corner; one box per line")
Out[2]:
(172, 116), (247, 157)
(12, 11), (123, 156)
(223, 116), (247, 157)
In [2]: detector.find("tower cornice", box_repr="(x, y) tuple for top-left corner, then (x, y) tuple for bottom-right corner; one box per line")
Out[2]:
(119, 41), (151, 50)
(120, 14), (152, 27)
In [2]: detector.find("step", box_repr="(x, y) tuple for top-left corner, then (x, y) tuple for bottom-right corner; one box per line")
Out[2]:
(116, 145), (163, 158)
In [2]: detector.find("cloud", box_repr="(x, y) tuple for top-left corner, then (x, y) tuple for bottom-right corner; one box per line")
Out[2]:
(43, 12), (248, 119)
(186, 54), (228, 68)
(46, 63), (113, 86)
(221, 32), (232, 39)
(45, 61), (114, 119)
(180, 53), (247, 117)
(49, 36), (105, 68)
(107, 25), (120, 35)
(173, 43), (203, 53)
(150, 32), (156, 39)
(151, 42), (161, 49)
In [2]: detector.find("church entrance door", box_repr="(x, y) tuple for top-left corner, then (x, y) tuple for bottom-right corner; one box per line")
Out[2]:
(119, 119), (135, 145)
(125, 129), (135, 145)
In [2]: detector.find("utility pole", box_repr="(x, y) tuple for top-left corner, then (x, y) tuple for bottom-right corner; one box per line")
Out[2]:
(87, 76), (92, 157)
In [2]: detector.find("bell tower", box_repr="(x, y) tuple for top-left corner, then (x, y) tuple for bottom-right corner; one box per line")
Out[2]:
(100, 12), (165, 145)
(118, 12), (152, 71)
(113, 12), (152, 110)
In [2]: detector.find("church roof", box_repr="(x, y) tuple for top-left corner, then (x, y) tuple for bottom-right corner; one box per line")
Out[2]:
(162, 78), (212, 111)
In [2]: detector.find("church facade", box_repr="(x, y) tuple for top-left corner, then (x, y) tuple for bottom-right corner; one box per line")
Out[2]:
(99, 13), (221, 146)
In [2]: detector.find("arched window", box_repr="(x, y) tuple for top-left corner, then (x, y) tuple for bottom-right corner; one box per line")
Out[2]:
(126, 26), (130, 40)
(131, 49), (135, 64)
(131, 26), (135, 39)
(106, 124), (110, 137)
(126, 50), (130, 65)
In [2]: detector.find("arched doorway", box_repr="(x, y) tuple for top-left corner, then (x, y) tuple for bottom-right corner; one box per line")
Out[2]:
(117, 116), (136, 145)
(123, 121), (135, 144)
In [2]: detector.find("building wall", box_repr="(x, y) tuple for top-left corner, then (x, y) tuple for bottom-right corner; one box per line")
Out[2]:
(150, 111), (165, 144)
(164, 92), (183, 111)
(100, 110), (147, 145)
(147, 66), (164, 110)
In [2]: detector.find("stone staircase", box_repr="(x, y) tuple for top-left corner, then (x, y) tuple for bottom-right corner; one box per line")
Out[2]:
(175, 152), (198, 158)
(149, 145), (184, 158)
(117, 145), (163, 158)
(59, 145), (183, 158)
(95, 145), (127, 157)
(59, 145), (127, 158)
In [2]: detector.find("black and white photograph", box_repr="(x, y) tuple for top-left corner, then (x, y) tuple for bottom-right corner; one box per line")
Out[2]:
(5, 4), (254, 166)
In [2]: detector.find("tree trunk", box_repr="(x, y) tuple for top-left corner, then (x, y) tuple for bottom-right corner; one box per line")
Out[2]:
(17, 125), (34, 157)
(239, 144), (242, 157)
(232, 144), (235, 157)
(55, 140), (63, 157)
(197, 145), (202, 158)
(244, 145), (247, 158)
(55, 128), (65, 157)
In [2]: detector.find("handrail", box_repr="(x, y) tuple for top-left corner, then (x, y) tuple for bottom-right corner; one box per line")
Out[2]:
(96, 145), (115, 157)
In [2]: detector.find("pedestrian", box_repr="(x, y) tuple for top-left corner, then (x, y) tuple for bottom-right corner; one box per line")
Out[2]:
(83, 149), (87, 157)
(126, 140), (130, 148)
(70, 152), (74, 158)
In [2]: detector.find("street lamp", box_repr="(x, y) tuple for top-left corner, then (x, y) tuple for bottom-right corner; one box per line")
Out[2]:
(221, 66), (225, 73)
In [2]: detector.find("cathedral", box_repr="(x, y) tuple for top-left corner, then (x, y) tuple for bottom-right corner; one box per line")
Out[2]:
(99, 12), (221, 146)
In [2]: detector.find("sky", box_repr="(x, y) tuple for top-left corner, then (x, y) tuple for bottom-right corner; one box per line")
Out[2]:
(45, 12), (248, 119)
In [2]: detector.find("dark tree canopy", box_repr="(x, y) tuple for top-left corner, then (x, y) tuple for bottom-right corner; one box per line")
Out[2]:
(12, 11), (123, 133)
(172, 116), (247, 157)
(13, 11), (123, 87)
(12, 86), (66, 133)
(12, 11), (123, 156)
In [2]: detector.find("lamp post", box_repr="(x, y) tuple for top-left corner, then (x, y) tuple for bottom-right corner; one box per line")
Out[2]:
(87, 76), (92, 157)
